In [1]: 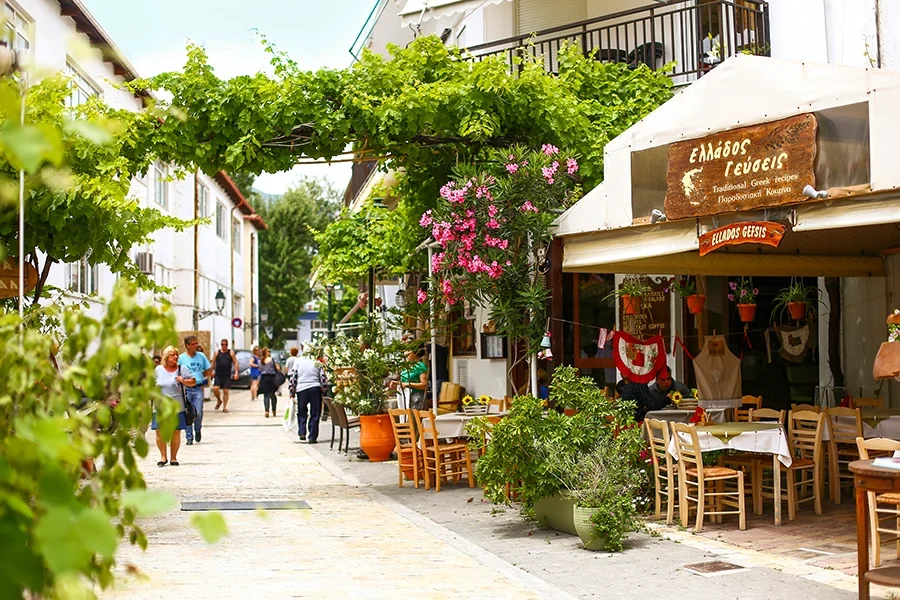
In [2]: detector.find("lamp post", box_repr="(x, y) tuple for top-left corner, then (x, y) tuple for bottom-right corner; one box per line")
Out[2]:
(194, 288), (226, 322)
(325, 283), (334, 339)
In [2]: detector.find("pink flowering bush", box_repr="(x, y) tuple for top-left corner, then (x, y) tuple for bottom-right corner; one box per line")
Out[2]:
(419, 145), (580, 357)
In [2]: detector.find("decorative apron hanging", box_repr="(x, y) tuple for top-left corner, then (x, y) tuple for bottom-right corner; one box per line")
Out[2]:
(693, 335), (742, 400)
(612, 331), (666, 384)
(765, 322), (816, 363)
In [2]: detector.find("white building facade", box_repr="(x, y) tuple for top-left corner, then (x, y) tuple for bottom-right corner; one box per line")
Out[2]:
(11, 0), (264, 349)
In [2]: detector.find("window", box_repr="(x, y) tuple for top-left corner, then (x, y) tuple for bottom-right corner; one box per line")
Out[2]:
(233, 294), (242, 319)
(216, 202), (227, 239)
(64, 62), (99, 108)
(4, 3), (30, 56)
(153, 162), (168, 209)
(66, 257), (98, 295)
(232, 217), (241, 254)
(197, 183), (209, 218)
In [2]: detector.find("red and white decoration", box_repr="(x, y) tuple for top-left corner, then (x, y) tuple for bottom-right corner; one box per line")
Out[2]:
(612, 331), (666, 384)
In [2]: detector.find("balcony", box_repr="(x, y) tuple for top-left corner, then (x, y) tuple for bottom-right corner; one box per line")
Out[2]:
(464, 0), (769, 84)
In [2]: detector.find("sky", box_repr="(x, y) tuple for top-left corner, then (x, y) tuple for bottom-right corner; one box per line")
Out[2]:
(81, 0), (381, 196)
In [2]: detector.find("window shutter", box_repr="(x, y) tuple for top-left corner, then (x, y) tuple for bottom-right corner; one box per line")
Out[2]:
(517, 0), (586, 36)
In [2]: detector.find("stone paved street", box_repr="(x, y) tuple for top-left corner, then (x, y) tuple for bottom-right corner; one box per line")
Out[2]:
(104, 390), (555, 600)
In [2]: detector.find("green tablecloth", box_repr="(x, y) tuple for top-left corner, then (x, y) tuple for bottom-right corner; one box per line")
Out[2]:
(861, 408), (900, 429)
(697, 422), (781, 443)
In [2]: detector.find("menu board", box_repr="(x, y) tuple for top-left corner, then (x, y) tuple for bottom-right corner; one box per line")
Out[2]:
(618, 276), (671, 352)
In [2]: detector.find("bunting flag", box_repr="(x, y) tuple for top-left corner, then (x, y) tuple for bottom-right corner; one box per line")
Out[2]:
(612, 331), (666, 384)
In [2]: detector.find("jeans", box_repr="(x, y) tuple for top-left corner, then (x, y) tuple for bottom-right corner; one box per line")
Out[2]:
(184, 385), (204, 442)
(264, 393), (277, 414)
(296, 386), (322, 441)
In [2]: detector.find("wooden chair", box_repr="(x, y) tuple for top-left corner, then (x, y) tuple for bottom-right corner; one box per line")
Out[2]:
(749, 408), (786, 424)
(761, 410), (824, 521)
(735, 395), (763, 422)
(488, 397), (505, 413)
(644, 419), (678, 524)
(413, 409), (475, 492)
(856, 436), (900, 567)
(671, 422), (746, 532)
(854, 397), (885, 409)
(790, 403), (820, 413)
(388, 409), (421, 488)
(826, 407), (863, 504)
(323, 397), (359, 454)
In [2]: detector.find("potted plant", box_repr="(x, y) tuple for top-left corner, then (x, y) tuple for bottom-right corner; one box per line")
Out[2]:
(553, 439), (643, 551)
(461, 394), (490, 415)
(310, 321), (408, 462)
(771, 281), (819, 321)
(728, 277), (758, 322)
(668, 277), (705, 314)
(874, 310), (900, 380)
(606, 277), (652, 316)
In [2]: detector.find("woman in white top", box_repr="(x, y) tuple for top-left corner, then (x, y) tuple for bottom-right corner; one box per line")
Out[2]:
(154, 345), (194, 467)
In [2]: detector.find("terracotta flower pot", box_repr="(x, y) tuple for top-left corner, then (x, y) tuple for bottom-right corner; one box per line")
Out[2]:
(358, 414), (395, 462)
(787, 301), (806, 320)
(686, 294), (706, 315)
(738, 304), (757, 322)
(874, 342), (900, 380)
(621, 295), (641, 316)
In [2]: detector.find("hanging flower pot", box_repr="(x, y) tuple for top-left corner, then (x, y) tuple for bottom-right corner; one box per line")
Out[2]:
(686, 294), (706, 315)
(787, 302), (806, 320)
(621, 295), (641, 315)
(738, 304), (757, 322)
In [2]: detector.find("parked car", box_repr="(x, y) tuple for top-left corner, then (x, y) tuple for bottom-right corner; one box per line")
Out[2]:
(234, 349), (254, 389)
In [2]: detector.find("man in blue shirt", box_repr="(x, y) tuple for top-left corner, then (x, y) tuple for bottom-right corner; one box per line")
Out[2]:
(178, 335), (212, 445)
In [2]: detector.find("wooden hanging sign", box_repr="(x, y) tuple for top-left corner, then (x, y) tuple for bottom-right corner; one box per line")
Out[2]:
(665, 113), (817, 219)
(0, 257), (38, 299)
(698, 221), (786, 256)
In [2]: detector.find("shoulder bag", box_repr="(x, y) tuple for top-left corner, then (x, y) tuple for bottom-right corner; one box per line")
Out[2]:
(180, 368), (197, 426)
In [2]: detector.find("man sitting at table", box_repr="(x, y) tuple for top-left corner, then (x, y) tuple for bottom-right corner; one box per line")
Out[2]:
(618, 375), (657, 421)
(648, 366), (691, 408)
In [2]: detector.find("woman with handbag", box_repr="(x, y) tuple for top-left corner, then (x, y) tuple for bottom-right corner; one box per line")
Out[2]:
(153, 346), (194, 467)
(258, 347), (284, 418)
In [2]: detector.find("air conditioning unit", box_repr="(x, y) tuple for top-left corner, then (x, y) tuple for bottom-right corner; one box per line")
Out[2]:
(136, 251), (154, 275)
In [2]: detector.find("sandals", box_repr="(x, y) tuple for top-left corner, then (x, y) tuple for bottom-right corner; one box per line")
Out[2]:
(157, 460), (168, 467)
(265, 412), (269, 418)
(170, 461), (180, 466)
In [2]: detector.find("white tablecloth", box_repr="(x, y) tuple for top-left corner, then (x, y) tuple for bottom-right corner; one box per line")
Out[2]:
(822, 414), (900, 441)
(645, 408), (727, 424)
(698, 398), (743, 410)
(430, 410), (506, 438)
(667, 423), (793, 467)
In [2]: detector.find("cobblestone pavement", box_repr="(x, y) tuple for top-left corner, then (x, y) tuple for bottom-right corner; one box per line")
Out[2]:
(104, 390), (558, 600)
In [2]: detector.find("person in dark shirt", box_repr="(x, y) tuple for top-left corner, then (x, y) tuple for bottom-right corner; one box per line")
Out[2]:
(618, 375), (656, 421)
(648, 366), (691, 408)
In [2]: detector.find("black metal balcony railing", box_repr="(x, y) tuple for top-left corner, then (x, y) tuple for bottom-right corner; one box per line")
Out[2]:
(464, 0), (769, 82)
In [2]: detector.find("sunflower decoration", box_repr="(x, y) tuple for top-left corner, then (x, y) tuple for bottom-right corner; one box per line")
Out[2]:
(477, 395), (491, 405)
(669, 390), (683, 407)
(462, 394), (474, 406)
(691, 388), (700, 400)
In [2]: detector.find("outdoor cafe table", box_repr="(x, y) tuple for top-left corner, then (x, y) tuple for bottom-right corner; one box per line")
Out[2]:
(429, 410), (506, 438)
(645, 407), (727, 423)
(823, 408), (900, 441)
(849, 459), (900, 600)
(668, 422), (793, 526)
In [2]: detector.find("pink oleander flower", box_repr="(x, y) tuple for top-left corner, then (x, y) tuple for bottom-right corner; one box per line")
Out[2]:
(519, 201), (539, 213)
(486, 218), (500, 229)
(431, 251), (445, 272)
(487, 205), (498, 217)
(419, 210), (433, 227)
(417, 289), (427, 304)
(566, 157), (579, 174)
(508, 154), (515, 161)
(505, 163), (519, 174)
(541, 143), (559, 156)
(441, 279), (454, 297)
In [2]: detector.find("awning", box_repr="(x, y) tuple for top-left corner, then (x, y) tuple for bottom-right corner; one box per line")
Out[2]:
(563, 221), (699, 271)
(399, 0), (511, 28)
(794, 192), (900, 232)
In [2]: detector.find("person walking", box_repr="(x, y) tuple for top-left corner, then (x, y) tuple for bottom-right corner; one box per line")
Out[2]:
(154, 346), (192, 467)
(249, 346), (261, 400)
(291, 345), (324, 443)
(258, 347), (282, 418)
(393, 350), (429, 411)
(212, 338), (239, 413)
(178, 335), (211, 445)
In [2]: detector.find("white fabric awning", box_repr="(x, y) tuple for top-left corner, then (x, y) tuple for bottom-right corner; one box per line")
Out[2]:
(563, 221), (698, 271)
(399, 0), (511, 28)
(793, 193), (900, 232)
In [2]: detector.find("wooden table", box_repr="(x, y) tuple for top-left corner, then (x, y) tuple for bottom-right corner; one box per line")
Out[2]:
(849, 459), (900, 600)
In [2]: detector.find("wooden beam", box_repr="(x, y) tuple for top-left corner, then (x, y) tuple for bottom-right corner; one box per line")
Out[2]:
(563, 251), (885, 278)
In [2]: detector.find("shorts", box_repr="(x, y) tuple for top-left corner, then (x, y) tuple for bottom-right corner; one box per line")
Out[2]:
(250, 369), (260, 381)
(214, 375), (232, 388)
(151, 411), (186, 431)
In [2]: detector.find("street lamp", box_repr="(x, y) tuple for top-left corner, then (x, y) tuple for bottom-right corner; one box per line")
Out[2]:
(395, 278), (407, 308)
(325, 283), (335, 339)
(195, 288), (226, 321)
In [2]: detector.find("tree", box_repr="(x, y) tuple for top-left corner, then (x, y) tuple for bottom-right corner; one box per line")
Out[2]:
(257, 177), (339, 346)
(0, 75), (191, 307)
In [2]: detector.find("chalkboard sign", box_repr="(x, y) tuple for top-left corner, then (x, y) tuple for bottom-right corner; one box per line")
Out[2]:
(618, 276), (671, 352)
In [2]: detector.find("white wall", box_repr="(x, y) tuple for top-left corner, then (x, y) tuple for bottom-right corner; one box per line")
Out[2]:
(842, 277), (889, 401)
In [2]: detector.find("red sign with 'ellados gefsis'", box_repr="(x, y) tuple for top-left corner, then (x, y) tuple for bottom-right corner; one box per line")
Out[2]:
(698, 221), (786, 257)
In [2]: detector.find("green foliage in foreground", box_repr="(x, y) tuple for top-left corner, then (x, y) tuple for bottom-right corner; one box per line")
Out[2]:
(0, 282), (227, 598)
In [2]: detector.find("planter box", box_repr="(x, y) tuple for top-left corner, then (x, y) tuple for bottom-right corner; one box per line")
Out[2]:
(534, 493), (577, 536)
